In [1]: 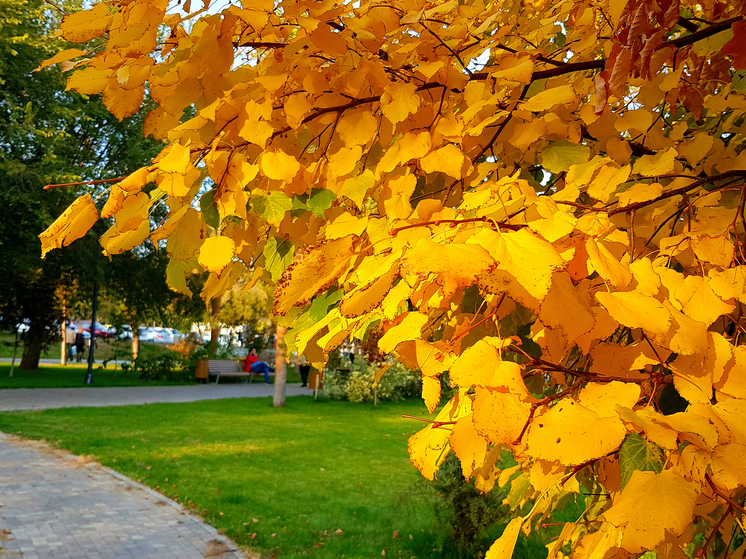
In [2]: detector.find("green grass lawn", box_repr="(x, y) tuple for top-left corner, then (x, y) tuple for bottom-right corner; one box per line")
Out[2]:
(0, 363), (193, 388)
(0, 397), (574, 557)
(0, 398), (445, 558)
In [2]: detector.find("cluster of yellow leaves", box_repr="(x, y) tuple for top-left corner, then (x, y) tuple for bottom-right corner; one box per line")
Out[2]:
(40, 0), (746, 556)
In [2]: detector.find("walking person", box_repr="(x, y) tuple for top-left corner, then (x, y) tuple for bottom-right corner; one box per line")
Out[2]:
(74, 328), (85, 362)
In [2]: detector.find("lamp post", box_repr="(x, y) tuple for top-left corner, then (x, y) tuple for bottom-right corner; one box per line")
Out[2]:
(84, 234), (101, 385)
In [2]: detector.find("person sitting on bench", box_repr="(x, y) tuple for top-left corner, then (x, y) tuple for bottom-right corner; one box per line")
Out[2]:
(244, 348), (274, 384)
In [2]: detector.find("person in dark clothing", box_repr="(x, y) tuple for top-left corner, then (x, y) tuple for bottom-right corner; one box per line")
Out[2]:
(74, 329), (85, 362)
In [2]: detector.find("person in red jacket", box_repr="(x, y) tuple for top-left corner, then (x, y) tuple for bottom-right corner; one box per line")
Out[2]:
(244, 348), (273, 383)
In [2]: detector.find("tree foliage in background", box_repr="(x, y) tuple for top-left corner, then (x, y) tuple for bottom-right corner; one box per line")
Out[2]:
(44, 0), (746, 556)
(0, 0), (204, 368)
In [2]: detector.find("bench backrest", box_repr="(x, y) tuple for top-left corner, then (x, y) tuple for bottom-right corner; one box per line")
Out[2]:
(207, 359), (241, 373)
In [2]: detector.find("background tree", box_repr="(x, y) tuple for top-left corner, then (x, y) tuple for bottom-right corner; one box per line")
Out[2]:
(104, 246), (206, 359)
(0, 0), (168, 369)
(43, 1), (746, 557)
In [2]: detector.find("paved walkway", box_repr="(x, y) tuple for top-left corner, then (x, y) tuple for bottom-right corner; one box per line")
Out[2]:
(0, 383), (315, 412)
(0, 432), (249, 559)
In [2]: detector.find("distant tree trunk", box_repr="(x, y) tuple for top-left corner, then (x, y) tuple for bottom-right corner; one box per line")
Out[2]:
(20, 334), (42, 370)
(131, 323), (140, 360)
(273, 325), (287, 407)
(210, 297), (221, 354)
(9, 329), (19, 377)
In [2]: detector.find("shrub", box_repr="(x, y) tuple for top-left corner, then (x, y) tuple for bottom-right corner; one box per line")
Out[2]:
(121, 351), (190, 382)
(325, 360), (421, 403)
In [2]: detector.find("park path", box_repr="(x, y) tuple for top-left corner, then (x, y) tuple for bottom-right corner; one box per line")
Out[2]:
(0, 432), (250, 559)
(0, 383), (313, 412)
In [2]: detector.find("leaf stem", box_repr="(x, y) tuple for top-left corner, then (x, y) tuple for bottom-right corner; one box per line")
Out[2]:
(44, 177), (126, 190)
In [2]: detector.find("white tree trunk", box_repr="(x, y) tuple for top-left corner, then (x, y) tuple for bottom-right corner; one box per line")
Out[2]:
(273, 325), (287, 407)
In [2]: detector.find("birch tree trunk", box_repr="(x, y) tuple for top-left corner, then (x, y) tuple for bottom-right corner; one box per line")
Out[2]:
(273, 325), (287, 407)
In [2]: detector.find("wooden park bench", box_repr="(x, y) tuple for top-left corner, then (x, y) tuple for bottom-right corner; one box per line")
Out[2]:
(207, 359), (252, 384)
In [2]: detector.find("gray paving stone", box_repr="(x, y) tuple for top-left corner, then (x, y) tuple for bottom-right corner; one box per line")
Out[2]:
(0, 433), (247, 558)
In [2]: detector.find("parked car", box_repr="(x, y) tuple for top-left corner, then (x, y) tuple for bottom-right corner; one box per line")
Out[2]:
(152, 327), (173, 344)
(70, 321), (113, 338)
(114, 325), (132, 340)
(138, 327), (164, 342)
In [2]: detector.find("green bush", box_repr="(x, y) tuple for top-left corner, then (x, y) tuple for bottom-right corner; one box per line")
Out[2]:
(325, 360), (421, 402)
(121, 351), (190, 382)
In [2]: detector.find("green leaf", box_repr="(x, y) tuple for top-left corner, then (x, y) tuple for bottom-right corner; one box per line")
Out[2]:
(292, 193), (309, 211)
(309, 287), (344, 321)
(263, 236), (294, 282)
(252, 191), (293, 227)
(200, 189), (220, 230)
(619, 433), (664, 490)
(308, 189), (336, 217)
(539, 141), (591, 173)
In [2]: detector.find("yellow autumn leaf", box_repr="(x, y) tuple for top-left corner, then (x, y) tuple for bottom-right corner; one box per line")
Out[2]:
(380, 82), (420, 124)
(274, 235), (356, 315)
(674, 276), (735, 327)
(520, 84), (577, 112)
(485, 518), (524, 559)
(526, 399), (628, 465)
(261, 150), (300, 183)
(585, 238), (632, 288)
(36, 48), (85, 72)
(118, 167), (152, 192)
(490, 53), (534, 83)
(103, 83), (145, 121)
(577, 382), (641, 417)
(159, 143), (192, 174)
(340, 264), (398, 318)
(383, 174), (417, 219)
(166, 208), (204, 261)
(100, 218), (150, 255)
(328, 145), (362, 177)
(198, 237), (236, 275)
(408, 392), (470, 480)
(617, 182), (664, 208)
(59, 2), (111, 43)
(595, 291), (671, 336)
(337, 110), (379, 148)
(378, 312), (430, 353)
(39, 194), (98, 258)
(450, 340), (528, 391)
(632, 148), (677, 177)
(403, 238), (495, 299)
(539, 272), (595, 340)
(396, 340), (456, 378)
(603, 470), (697, 553)
(339, 170), (375, 209)
(166, 257), (196, 297)
(65, 66), (111, 95)
(473, 387), (533, 447)
(708, 266), (746, 304)
(420, 144), (465, 178)
(450, 415), (487, 479)
(422, 376), (441, 413)
(471, 228), (565, 304)
(201, 261), (243, 304)
(115, 192), (151, 232)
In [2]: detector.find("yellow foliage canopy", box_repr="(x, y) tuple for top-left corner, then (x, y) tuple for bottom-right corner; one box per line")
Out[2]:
(42, 0), (746, 556)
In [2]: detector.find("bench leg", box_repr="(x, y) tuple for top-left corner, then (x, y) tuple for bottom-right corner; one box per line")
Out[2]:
(215, 373), (220, 384)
